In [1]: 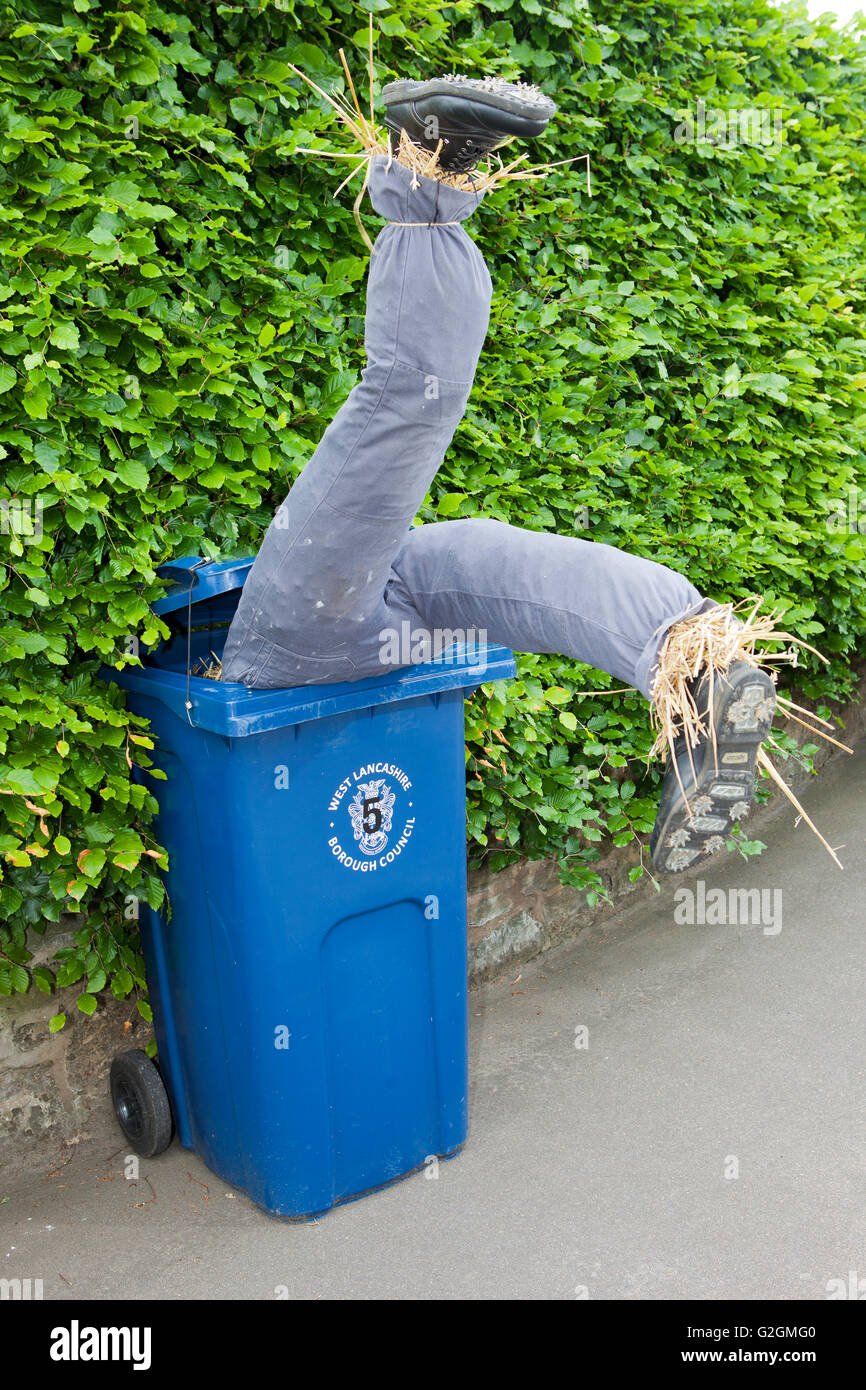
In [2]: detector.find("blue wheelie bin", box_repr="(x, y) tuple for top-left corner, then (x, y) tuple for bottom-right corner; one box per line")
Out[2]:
(102, 556), (516, 1220)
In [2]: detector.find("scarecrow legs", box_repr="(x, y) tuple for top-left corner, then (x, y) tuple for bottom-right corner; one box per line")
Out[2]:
(222, 153), (716, 694)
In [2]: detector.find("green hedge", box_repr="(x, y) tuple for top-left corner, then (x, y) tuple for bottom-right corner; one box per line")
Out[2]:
(2, 0), (866, 1022)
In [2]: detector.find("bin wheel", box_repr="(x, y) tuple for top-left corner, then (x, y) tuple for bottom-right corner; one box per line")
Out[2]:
(110, 1049), (173, 1158)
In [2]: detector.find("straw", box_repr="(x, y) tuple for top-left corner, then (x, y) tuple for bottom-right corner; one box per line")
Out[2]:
(192, 651), (222, 680)
(756, 745), (844, 870)
(287, 14), (591, 252)
(645, 595), (851, 866)
(647, 597), (827, 766)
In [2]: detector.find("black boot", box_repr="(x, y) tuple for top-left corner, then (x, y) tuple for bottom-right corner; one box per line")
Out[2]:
(650, 662), (777, 873)
(382, 74), (556, 174)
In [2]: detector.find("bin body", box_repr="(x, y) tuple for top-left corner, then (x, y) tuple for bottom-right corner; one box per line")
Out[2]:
(105, 559), (516, 1219)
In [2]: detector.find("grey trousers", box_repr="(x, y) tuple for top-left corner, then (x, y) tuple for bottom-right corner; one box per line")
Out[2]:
(221, 153), (715, 701)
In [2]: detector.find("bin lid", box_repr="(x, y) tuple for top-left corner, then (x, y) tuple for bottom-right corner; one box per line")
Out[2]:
(151, 556), (254, 616)
(104, 644), (518, 737)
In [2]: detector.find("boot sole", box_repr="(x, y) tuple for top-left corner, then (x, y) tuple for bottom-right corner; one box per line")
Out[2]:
(382, 78), (556, 127)
(650, 666), (777, 874)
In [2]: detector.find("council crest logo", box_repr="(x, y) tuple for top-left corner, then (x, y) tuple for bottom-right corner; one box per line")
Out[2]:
(327, 761), (417, 872)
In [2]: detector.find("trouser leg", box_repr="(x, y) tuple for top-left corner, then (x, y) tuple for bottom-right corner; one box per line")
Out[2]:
(220, 153), (493, 687)
(222, 151), (716, 700)
(380, 517), (717, 700)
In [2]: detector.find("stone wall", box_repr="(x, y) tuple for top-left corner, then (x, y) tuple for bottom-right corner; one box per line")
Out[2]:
(0, 920), (151, 1180)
